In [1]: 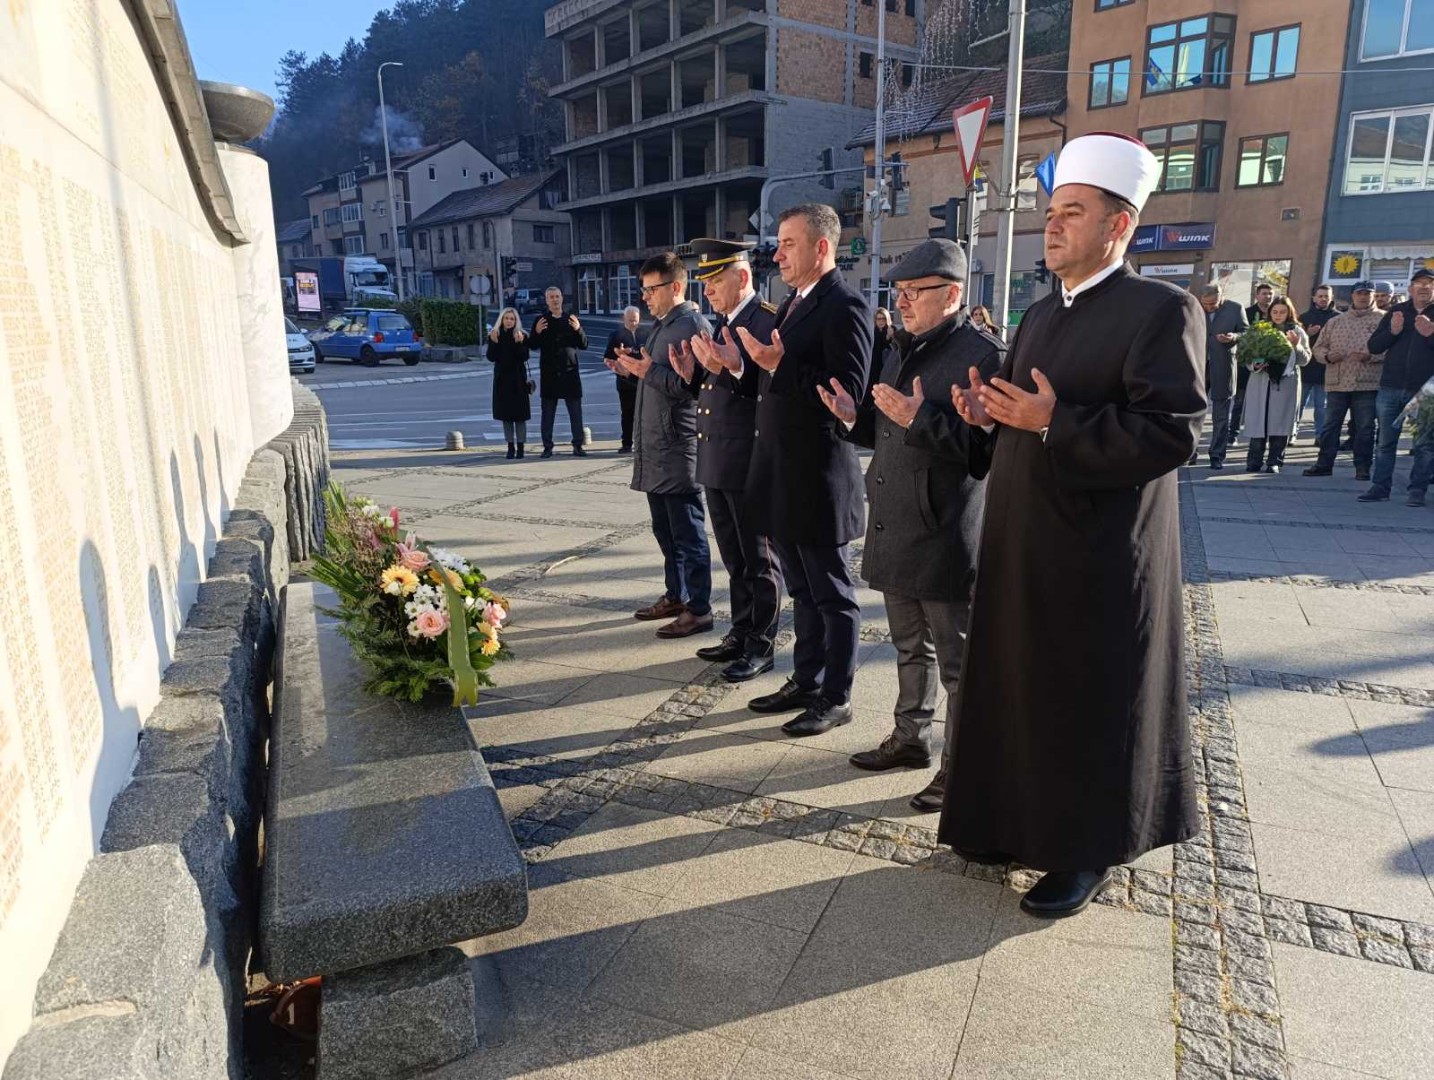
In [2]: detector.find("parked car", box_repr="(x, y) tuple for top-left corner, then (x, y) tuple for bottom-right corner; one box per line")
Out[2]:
(285, 316), (315, 374)
(309, 309), (420, 367)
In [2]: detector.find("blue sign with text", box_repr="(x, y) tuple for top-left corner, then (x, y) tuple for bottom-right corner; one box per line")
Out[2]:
(1131, 225), (1161, 254)
(1159, 223), (1217, 250)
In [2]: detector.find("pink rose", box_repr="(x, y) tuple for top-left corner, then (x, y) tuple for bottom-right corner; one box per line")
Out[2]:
(413, 609), (449, 639)
(397, 534), (430, 572)
(483, 601), (507, 627)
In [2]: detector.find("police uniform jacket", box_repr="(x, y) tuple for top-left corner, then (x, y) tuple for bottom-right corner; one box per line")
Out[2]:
(696, 294), (775, 491)
(844, 311), (1004, 601)
(746, 268), (873, 546)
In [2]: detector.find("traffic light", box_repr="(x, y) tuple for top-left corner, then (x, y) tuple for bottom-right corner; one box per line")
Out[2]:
(1033, 259), (1049, 285)
(818, 148), (834, 189)
(752, 243), (777, 275)
(500, 256), (517, 283)
(928, 197), (962, 241)
(889, 152), (905, 194)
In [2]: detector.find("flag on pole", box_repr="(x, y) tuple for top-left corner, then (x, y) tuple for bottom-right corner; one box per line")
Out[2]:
(1145, 57), (1164, 90)
(1035, 152), (1057, 197)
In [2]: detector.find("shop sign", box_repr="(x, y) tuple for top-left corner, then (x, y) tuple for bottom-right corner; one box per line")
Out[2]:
(1141, 264), (1196, 278)
(1159, 223), (1216, 250)
(1328, 250), (1364, 279)
(1131, 225), (1161, 254)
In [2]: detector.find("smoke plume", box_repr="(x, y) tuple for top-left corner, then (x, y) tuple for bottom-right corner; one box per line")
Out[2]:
(362, 106), (425, 154)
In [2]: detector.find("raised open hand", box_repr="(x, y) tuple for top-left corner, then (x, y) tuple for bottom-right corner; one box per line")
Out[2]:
(670, 341), (696, 382)
(953, 366), (992, 427)
(735, 326), (784, 373)
(872, 376), (924, 429)
(815, 377), (856, 425)
(977, 368), (1057, 433)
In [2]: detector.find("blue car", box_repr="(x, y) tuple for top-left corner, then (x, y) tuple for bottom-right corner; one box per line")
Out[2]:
(311, 309), (420, 367)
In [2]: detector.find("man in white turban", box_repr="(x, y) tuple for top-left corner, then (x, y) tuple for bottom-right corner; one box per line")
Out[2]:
(940, 132), (1208, 917)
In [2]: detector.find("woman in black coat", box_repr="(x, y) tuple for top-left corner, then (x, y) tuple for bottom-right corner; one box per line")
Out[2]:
(486, 307), (533, 459)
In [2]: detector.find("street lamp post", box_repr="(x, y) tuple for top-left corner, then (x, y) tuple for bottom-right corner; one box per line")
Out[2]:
(377, 61), (406, 301)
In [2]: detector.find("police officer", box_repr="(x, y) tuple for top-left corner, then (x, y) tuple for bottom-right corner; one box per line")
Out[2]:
(676, 239), (784, 681)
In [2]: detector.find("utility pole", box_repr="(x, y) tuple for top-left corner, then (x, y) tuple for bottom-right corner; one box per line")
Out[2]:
(868, 0), (888, 311)
(990, 0), (1026, 332)
(378, 61), (406, 301)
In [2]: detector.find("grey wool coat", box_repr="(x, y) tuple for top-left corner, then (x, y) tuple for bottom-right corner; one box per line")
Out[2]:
(630, 301), (711, 495)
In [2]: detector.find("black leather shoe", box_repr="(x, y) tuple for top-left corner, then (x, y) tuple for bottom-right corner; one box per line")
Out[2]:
(909, 771), (946, 812)
(1358, 487), (1390, 502)
(1303, 466), (1333, 476)
(540, 447), (554, 459)
(696, 634), (743, 663)
(849, 734), (931, 771)
(782, 699), (853, 737)
(1019, 868), (1113, 918)
(748, 679), (822, 714)
(573, 446), (588, 457)
(723, 654), (774, 683)
(954, 847), (1011, 865)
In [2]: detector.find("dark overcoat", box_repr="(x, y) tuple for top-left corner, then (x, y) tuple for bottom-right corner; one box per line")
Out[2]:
(844, 312), (1004, 601)
(939, 266), (1208, 870)
(485, 329), (532, 422)
(631, 302), (710, 495)
(746, 269), (872, 546)
(529, 311), (587, 400)
(1204, 299), (1247, 402)
(695, 297), (775, 491)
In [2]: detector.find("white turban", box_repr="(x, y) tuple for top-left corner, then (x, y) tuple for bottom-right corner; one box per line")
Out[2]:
(1052, 132), (1161, 212)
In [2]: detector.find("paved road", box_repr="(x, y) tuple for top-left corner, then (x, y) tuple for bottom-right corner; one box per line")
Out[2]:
(302, 314), (632, 450)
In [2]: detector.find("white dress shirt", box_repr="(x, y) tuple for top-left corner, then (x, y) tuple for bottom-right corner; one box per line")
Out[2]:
(1060, 258), (1124, 308)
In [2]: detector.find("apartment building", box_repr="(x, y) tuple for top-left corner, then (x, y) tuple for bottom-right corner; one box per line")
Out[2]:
(1066, 0), (1349, 302)
(408, 170), (573, 302)
(544, 0), (925, 314)
(301, 139), (507, 294)
(1318, 0), (1434, 301)
(848, 53), (1068, 318)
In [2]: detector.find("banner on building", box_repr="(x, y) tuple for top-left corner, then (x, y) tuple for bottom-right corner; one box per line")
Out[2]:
(1328, 250), (1364, 280)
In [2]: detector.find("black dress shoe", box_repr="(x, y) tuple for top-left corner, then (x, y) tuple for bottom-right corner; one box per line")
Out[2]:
(1019, 868), (1113, 918)
(696, 635), (744, 663)
(782, 699), (853, 737)
(849, 734), (931, 771)
(954, 847), (1011, 865)
(909, 771), (945, 812)
(748, 678), (822, 714)
(1303, 466), (1333, 476)
(723, 654), (774, 683)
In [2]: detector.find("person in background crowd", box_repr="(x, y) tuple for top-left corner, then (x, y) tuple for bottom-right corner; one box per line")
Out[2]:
(610, 252), (714, 637)
(816, 239), (1004, 813)
(1298, 284), (1338, 442)
(485, 307), (532, 459)
(1233, 282), (1275, 440)
(969, 305), (999, 338)
(680, 239), (784, 682)
(530, 286), (588, 458)
(1361, 268), (1434, 504)
(1374, 281), (1395, 312)
(1197, 283), (1247, 470)
(1241, 295), (1310, 474)
(874, 306), (896, 361)
(725, 203), (873, 737)
(604, 306), (642, 454)
(945, 132), (1206, 918)
(1303, 281), (1383, 482)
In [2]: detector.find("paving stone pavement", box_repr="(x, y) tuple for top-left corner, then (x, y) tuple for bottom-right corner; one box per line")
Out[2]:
(323, 431), (1434, 1080)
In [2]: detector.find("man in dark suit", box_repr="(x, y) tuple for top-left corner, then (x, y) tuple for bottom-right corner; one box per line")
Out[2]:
(725, 203), (873, 737)
(818, 238), (1004, 811)
(679, 239), (783, 682)
(529, 286), (588, 458)
(604, 306), (642, 453)
(1198, 283), (1248, 469)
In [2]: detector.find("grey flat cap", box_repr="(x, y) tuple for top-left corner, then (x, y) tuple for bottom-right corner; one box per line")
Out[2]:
(887, 238), (968, 283)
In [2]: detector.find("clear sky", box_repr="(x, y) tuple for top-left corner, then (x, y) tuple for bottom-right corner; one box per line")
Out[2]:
(178, 0), (396, 103)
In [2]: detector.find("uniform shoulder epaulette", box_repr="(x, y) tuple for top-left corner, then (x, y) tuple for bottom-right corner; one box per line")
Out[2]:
(759, 300), (778, 314)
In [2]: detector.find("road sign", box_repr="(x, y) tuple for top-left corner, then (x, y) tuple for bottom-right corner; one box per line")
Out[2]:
(851, 237), (868, 256)
(952, 96), (993, 187)
(1035, 152), (1058, 197)
(469, 274), (492, 298)
(514, 260), (533, 272)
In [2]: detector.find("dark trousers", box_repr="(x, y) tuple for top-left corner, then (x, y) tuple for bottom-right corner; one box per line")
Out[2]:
(885, 593), (969, 767)
(1410, 419), (1434, 495)
(541, 396), (584, 450)
(1316, 390), (1376, 472)
(1208, 394), (1234, 464)
(1246, 436), (1288, 471)
(706, 487), (782, 657)
(771, 538), (860, 706)
(616, 378), (637, 450)
(647, 492), (712, 616)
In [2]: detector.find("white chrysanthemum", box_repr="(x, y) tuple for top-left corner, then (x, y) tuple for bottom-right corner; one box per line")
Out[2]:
(428, 547), (470, 573)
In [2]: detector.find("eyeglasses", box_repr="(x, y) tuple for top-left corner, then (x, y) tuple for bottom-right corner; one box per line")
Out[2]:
(640, 280), (676, 297)
(893, 283), (953, 302)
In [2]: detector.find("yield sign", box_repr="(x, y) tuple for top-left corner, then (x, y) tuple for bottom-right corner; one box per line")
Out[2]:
(952, 95), (993, 187)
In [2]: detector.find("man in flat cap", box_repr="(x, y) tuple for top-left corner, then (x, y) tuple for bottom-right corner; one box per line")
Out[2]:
(946, 131), (1208, 917)
(816, 238), (1004, 811)
(675, 239), (784, 681)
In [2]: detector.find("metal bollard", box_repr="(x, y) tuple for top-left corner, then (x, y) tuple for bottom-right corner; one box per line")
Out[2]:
(445, 431), (465, 450)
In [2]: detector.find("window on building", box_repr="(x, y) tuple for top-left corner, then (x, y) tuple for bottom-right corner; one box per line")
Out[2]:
(379, 232), (390, 250)
(451, 227), (460, 251)
(374, 202), (386, 217)
(533, 223), (556, 243)
(482, 221), (493, 248)
(466, 222), (476, 249)
(901, 63), (914, 89)
(1089, 57), (1132, 109)
(290, 244), (301, 257)
(344, 235), (365, 255)
(428, 165), (437, 181)
(1249, 25), (1300, 82)
(339, 171), (356, 193)
(1237, 133), (1289, 186)
(341, 202), (363, 223)
(311, 214), (319, 228)
(323, 207), (342, 226)
(397, 226), (408, 248)
(859, 52), (873, 78)
(462, 167), (469, 178)
(1141, 121), (1226, 191)
(1343, 105), (1434, 193)
(481, 171), (492, 184)
(1096, 0), (1135, 8)
(417, 231), (428, 251)
(437, 230), (446, 254)
(1362, 0), (1434, 60)
(1144, 15), (1235, 94)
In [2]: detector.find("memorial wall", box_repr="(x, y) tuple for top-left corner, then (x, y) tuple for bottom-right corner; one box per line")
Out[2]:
(0, 0), (291, 1062)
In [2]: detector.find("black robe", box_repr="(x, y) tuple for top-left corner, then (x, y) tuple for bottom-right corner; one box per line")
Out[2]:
(938, 265), (1208, 871)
